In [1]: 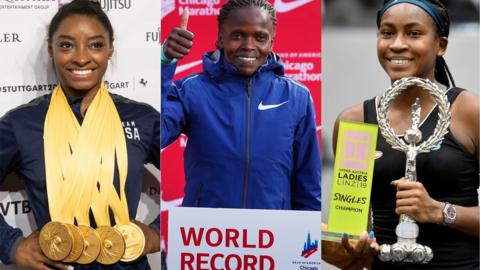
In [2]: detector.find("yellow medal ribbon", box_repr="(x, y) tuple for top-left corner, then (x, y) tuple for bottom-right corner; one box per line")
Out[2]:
(43, 82), (144, 263)
(44, 82), (130, 226)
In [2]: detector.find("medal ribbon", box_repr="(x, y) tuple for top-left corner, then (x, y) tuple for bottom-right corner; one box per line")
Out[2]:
(44, 82), (129, 227)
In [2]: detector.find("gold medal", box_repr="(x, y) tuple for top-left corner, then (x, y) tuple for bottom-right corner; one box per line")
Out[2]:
(63, 224), (84, 262)
(95, 226), (125, 265)
(115, 222), (145, 262)
(75, 225), (101, 264)
(39, 222), (73, 261)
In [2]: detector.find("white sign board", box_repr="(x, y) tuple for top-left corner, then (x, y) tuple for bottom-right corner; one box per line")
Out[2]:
(168, 207), (322, 270)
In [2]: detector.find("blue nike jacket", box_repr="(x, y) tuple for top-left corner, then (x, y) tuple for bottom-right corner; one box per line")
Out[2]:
(161, 50), (321, 210)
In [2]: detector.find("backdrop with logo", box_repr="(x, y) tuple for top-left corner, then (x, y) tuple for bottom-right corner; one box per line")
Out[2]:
(160, 0), (322, 255)
(0, 0), (160, 268)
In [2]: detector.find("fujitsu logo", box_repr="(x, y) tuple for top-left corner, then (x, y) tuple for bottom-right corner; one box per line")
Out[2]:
(99, 0), (131, 12)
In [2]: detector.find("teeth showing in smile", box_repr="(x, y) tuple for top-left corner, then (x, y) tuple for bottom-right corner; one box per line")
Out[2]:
(237, 56), (256, 62)
(71, 69), (93, 75)
(390, 59), (410, 65)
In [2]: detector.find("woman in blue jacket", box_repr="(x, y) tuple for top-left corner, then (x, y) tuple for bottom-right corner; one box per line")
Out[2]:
(161, 0), (321, 210)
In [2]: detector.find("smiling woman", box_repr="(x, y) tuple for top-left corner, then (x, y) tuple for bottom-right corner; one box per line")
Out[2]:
(216, 5), (275, 76)
(48, 14), (113, 115)
(322, 0), (479, 269)
(161, 0), (321, 211)
(0, 0), (160, 269)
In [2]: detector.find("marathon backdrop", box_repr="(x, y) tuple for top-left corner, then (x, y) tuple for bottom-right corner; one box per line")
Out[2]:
(160, 0), (322, 254)
(0, 0), (160, 268)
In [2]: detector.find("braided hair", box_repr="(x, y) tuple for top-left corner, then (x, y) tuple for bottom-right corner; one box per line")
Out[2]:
(48, 0), (114, 42)
(381, 0), (455, 87)
(218, 0), (277, 30)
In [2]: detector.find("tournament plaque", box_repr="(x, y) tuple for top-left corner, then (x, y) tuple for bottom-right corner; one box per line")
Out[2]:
(324, 121), (378, 241)
(376, 77), (450, 264)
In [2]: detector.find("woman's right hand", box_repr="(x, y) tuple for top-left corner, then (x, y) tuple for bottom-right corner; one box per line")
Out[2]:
(164, 9), (194, 60)
(322, 223), (380, 270)
(341, 231), (380, 259)
(15, 231), (69, 270)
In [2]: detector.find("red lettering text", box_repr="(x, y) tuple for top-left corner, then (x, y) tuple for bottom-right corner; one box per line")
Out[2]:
(196, 253), (209, 270)
(225, 254), (242, 270)
(206, 228), (223, 247)
(180, 227), (204, 246)
(259, 229), (274, 248)
(260, 255), (275, 270)
(225, 228), (240, 247)
(243, 254), (258, 270)
(242, 229), (256, 248)
(211, 253), (224, 270)
(181, 252), (194, 270)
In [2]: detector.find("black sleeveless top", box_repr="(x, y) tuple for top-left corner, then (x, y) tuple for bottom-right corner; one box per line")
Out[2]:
(364, 87), (479, 269)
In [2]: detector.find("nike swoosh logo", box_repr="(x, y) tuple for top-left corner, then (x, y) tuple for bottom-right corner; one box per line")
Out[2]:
(258, 100), (289, 110)
(274, 0), (314, 13)
(174, 60), (202, 75)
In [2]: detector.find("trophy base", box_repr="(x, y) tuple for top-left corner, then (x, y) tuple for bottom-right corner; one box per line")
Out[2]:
(379, 238), (433, 264)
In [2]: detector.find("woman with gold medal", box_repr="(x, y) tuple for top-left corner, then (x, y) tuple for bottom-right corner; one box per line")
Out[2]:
(0, 0), (160, 269)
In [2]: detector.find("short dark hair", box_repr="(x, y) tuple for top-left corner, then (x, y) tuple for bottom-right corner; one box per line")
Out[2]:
(48, 0), (114, 42)
(218, 0), (277, 30)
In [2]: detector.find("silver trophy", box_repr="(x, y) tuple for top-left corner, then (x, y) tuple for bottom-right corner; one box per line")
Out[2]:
(376, 77), (451, 264)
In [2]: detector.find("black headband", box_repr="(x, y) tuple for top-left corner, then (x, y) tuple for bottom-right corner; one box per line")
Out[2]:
(377, 0), (449, 37)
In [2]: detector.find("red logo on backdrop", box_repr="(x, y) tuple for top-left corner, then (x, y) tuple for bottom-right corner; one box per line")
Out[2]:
(273, 0), (314, 13)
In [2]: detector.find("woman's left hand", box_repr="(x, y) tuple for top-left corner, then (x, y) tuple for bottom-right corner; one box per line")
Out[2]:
(133, 220), (161, 257)
(393, 178), (444, 223)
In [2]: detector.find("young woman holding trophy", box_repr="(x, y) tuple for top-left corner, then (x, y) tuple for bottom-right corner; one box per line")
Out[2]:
(0, 0), (160, 269)
(323, 0), (479, 269)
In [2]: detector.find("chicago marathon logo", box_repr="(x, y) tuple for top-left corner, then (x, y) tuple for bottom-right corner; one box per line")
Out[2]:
(300, 232), (318, 258)
(177, 0), (221, 16)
